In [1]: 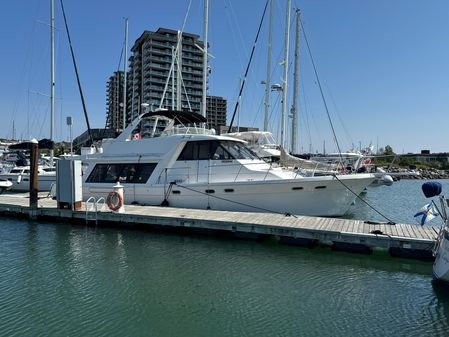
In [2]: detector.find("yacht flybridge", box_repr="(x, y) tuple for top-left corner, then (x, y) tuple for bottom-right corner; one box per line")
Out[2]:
(82, 110), (375, 217)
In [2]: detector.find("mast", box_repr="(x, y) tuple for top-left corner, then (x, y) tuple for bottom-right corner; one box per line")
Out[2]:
(263, 0), (273, 131)
(201, 0), (209, 118)
(123, 18), (128, 130)
(176, 31), (182, 111)
(50, 0), (55, 162)
(281, 0), (291, 149)
(291, 9), (300, 153)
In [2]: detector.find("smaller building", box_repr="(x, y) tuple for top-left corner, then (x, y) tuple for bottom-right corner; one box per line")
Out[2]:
(415, 150), (449, 163)
(106, 71), (125, 132)
(206, 96), (227, 133)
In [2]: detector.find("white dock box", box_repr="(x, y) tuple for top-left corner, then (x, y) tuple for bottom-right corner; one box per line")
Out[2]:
(56, 159), (82, 210)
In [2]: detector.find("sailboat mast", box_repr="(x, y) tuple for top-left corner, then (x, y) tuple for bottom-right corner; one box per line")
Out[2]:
(281, 0), (291, 149)
(176, 31), (182, 111)
(50, 0), (55, 161)
(201, 0), (209, 118)
(291, 9), (300, 153)
(123, 18), (128, 130)
(263, 0), (273, 132)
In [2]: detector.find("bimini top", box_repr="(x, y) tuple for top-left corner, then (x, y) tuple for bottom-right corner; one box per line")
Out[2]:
(140, 110), (207, 125)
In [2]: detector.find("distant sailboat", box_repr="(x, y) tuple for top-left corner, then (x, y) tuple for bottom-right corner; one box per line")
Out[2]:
(0, 0), (57, 191)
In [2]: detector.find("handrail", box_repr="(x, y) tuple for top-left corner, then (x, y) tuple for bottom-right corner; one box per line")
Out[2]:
(157, 160), (284, 185)
(85, 196), (104, 225)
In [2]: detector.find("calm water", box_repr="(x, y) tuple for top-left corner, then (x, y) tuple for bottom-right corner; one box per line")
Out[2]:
(1, 180), (449, 336)
(347, 179), (449, 225)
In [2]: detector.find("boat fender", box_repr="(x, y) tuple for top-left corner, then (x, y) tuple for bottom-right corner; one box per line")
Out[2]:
(106, 191), (123, 211)
(422, 182), (442, 198)
(16, 175), (22, 184)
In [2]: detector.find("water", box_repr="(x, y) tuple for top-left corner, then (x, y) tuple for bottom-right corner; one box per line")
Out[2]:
(1, 180), (449, 336)
(346, 179), (449, 224)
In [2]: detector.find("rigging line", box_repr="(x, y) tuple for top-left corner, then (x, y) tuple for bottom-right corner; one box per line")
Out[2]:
(300, 20), (344, 163)
(224, 0), (248, 66)
(323, 81), (353, 147)
(299, 70), (313, 151)
(228, 0), (269, 133)
(180, 0), (192, 32)
(332, 174), (395, 224)
(116, 44), (124, 72)
(59, 0), (94, 146)
(174, 183), (296, 217)
(9, 1), (43, 139)
(159, 0), (191, 110)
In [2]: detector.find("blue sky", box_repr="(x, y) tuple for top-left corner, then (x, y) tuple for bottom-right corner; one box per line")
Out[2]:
(1, 0), (449, 153)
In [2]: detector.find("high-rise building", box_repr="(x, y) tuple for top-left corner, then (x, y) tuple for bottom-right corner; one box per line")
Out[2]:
(206, 95), (227, 132)
(127, 28), (205, 120)
(106, 71), (125, 131)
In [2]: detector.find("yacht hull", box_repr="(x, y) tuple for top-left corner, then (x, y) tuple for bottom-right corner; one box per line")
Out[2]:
(433, 228), (449, 283)
(84, 174), (373, 217)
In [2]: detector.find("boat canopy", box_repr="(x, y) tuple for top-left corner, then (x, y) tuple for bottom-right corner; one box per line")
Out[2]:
(140, 110), (207, 126)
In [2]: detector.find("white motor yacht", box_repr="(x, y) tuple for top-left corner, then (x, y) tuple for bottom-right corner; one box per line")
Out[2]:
(82, 110), (375, 217)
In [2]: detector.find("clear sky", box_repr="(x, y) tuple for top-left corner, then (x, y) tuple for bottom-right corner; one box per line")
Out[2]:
(1, 0), (449, 154)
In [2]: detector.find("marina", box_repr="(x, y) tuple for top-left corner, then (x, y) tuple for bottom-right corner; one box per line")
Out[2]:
(2, 0), (449, 336)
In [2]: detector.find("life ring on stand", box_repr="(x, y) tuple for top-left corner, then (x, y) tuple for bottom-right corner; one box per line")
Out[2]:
(106, 191), (123, 211)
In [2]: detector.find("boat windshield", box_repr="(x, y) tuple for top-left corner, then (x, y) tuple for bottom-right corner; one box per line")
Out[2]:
(130, 116), (172, 139)
(177, 140), (259, 161)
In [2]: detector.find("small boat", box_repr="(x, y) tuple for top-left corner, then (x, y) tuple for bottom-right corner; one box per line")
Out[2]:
(0, 166), (56, 192)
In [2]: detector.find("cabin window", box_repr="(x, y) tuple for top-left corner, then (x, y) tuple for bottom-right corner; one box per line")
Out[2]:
(219, 141), (259, 160)
(86, 163), (157, 184)
(177, 140), (258, 161)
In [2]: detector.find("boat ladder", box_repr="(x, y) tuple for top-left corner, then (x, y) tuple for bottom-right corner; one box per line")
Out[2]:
(85, 196), (106, 225)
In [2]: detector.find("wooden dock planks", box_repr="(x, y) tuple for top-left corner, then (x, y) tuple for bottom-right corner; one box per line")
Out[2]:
(0, 194), (438, 257)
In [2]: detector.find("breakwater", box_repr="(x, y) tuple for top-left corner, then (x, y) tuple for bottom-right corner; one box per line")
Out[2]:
(384, 167), (449, 180)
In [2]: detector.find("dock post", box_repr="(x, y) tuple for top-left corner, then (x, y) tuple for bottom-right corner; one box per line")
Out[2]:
(29, 139), (39, 220)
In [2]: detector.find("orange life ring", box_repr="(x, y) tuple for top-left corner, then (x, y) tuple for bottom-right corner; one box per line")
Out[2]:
(106, 191), (123, 211)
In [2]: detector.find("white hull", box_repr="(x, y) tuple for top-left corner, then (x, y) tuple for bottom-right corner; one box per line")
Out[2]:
(84, 174), (372, 217)
(433, 228), (449, 282)
(0, 173), (56, 192)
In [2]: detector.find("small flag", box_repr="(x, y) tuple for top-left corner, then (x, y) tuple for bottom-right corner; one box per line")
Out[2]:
(414, 203), (439, 225)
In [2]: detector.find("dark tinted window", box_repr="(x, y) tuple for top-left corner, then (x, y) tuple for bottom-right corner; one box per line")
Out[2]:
(86, 163), (157, 184)
(177, 140), (257, 161)
(177, 140), (230, 161)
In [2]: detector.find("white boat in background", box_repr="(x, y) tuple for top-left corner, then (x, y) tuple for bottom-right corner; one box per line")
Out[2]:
(224, 131), (280, 162)
(0, 165), (56, 192)
(82, 110), (375, 217)
(0, 179), (12, 194)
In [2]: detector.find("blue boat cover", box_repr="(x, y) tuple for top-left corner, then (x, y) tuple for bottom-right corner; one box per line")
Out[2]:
(422, 181), (442, 198)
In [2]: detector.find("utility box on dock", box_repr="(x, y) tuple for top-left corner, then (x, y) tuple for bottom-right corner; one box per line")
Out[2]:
(56, 159), (82, 211)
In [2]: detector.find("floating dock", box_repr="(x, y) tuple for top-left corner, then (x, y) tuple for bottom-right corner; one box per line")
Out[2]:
(0, 193), (438, 260)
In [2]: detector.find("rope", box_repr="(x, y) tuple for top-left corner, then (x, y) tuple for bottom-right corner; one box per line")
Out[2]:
(174, 183), (296, 217)
(301, 20), (344, 164)
(228, 0), (269, 132)
(332, 174), (395, 224)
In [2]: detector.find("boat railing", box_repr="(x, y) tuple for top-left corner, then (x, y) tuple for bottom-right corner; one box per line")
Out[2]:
(157, 161), (287, 186)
